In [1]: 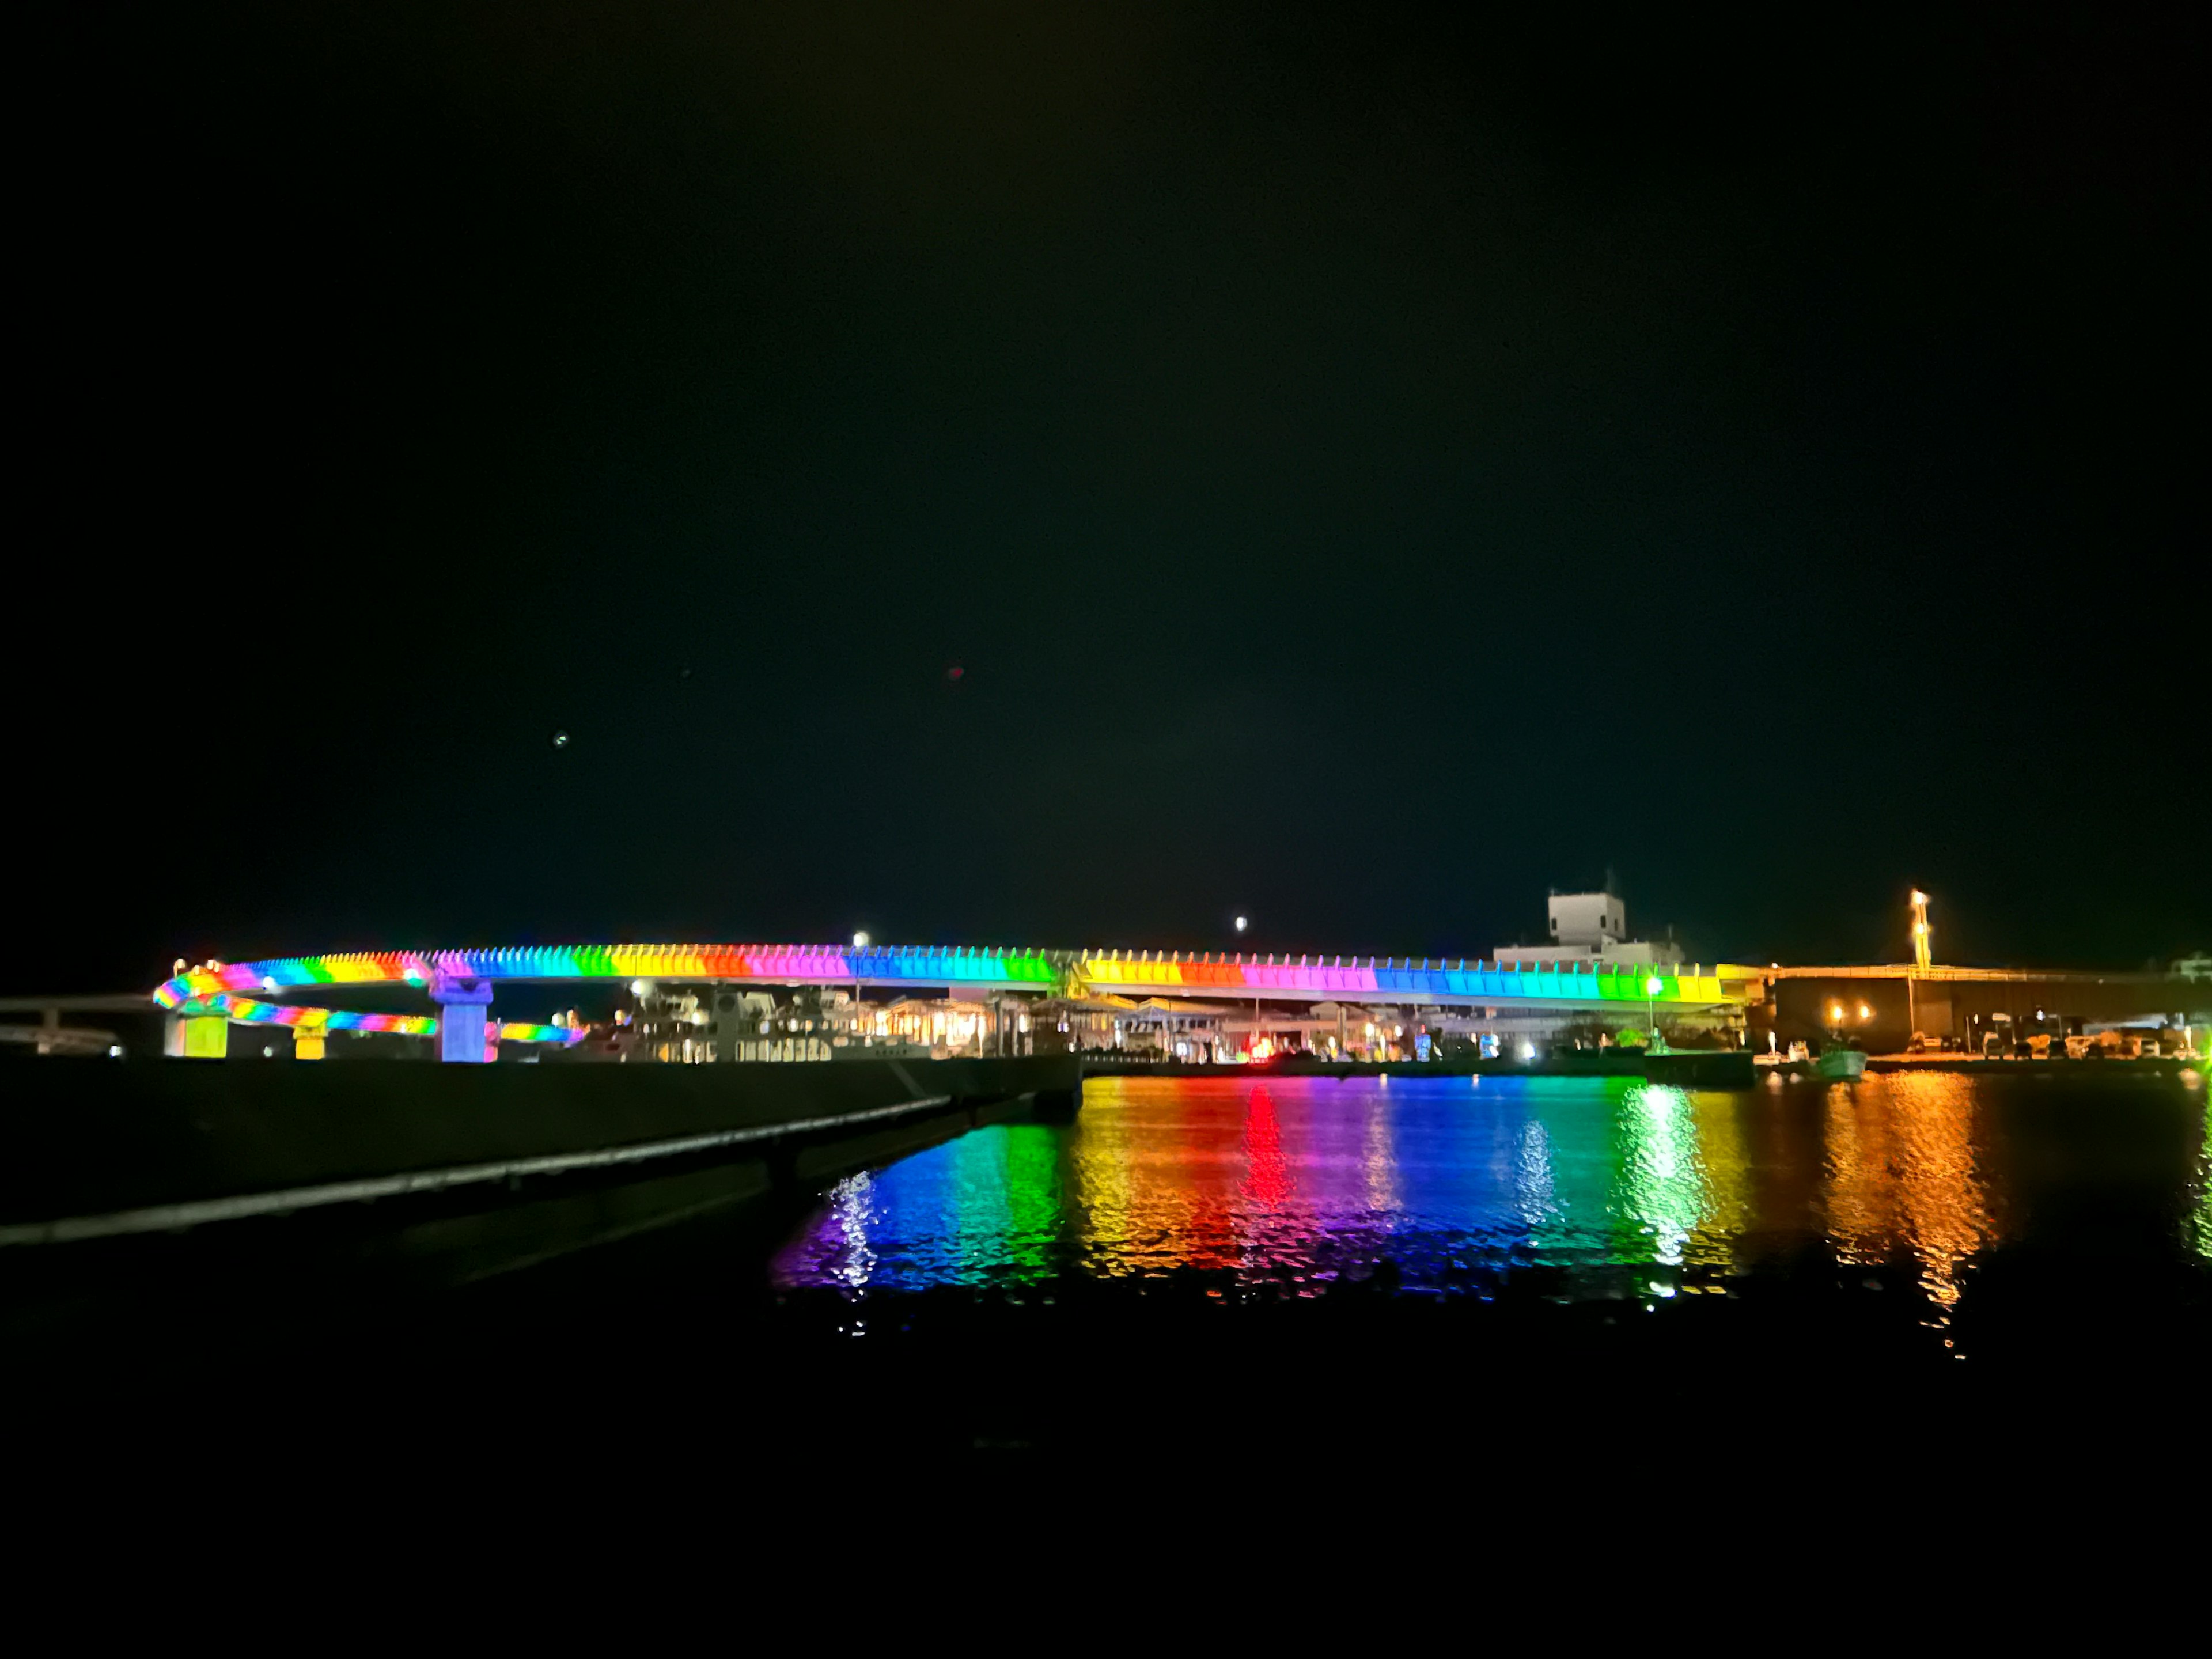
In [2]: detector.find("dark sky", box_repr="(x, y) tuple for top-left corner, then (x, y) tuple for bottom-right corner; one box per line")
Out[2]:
(18, 3), (2207, 993)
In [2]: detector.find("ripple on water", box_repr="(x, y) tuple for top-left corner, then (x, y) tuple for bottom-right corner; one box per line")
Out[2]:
(768, 1071), (2212, 1322)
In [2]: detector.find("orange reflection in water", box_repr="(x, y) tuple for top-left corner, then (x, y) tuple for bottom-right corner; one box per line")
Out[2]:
(1683, 1089), (1756, 1271)
(1067, 1076), (1247, 1273)
(1823, 1073), (1999, 1312)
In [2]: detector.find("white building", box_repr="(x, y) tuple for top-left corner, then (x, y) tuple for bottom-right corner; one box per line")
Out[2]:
(1492, 889), (1688, 968)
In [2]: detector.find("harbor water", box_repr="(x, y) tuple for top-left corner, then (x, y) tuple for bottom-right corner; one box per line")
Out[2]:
(775, 1071), (2212, 1308)
(746, 1070), (2211, 1455)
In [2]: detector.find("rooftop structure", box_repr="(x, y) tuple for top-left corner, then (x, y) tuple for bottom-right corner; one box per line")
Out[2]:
(1494, 890), (1687, 968)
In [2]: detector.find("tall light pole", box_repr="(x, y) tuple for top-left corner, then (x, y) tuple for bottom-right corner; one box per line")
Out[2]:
(1908, 890), (1931, 1041)
(851, 931), (869, 1047)
(1644, 974), (1662, 1047)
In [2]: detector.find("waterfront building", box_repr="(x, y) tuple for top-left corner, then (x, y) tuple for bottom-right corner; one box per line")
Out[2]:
(1492, 889), (1691, 969)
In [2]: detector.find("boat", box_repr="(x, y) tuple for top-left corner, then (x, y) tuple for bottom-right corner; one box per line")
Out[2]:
(1815, 1047), (1867, 1081)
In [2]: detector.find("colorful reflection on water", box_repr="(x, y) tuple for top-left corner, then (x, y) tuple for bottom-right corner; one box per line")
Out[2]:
(772, 1074), (2212, 1310)
(2196, 1085), (2212, 1262)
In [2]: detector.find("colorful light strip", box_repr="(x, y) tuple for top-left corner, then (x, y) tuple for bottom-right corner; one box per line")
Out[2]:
(154, 944), (1749, 1032)
(172, 991), (580, 1046)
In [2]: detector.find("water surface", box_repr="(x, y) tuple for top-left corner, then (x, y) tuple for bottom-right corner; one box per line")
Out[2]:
(775, 1072), (2212, 1327)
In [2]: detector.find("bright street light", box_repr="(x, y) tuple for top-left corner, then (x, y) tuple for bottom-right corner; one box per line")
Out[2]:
(1234, 916), (1248, 933)
(852, 931), (870, 948)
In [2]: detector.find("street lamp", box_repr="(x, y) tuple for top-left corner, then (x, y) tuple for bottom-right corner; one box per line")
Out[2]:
(1645, 974), (1663, 1045)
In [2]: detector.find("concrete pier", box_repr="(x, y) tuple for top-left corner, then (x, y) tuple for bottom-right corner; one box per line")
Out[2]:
(0, 1055), (1081, 1306)
(431, 975), (494, 1064)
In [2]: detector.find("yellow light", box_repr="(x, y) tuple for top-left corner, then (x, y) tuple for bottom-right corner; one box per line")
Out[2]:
(1831, 1003), (1844, 1022)
(1858, 1003), (1871, 1019)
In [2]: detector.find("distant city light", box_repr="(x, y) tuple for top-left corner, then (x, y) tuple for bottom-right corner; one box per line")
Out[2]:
(1234, 916), (1248, 933)
(551, 730), (569, 749)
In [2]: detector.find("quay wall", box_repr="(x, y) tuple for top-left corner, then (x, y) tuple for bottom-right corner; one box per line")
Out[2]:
(0, 1054), (1077, 1228)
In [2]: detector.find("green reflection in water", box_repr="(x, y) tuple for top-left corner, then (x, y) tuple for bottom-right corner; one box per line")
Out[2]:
(945, 1123), (1063, 1284)
(1611, 1084), (1705, 1268)
(1524, 1080), (1628, 1262)
(1003, 1124), (1063, 1275)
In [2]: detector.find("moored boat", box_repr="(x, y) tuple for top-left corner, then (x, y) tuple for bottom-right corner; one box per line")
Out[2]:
(1815, 1047), (1868, 1080)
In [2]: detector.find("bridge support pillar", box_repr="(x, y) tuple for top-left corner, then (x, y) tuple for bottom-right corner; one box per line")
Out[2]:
(295, 1017), (329, 1061)
(431, 976), (494, 1064)
(166, 1013), (229, 1059)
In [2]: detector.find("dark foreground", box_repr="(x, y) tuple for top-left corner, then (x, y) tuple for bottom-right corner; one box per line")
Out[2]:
(6, 1069), (2207, 1472)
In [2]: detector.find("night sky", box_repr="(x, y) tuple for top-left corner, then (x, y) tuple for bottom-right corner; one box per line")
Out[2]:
(19, 3), (2207, 995)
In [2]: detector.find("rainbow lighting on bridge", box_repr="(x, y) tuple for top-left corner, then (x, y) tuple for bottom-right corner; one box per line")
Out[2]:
(154, 943), (1746, 1012)
(153, 942), (1756, 1061)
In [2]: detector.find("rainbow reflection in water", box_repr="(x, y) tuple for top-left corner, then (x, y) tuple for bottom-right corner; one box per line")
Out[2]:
(775, 1074), (2212, 1306)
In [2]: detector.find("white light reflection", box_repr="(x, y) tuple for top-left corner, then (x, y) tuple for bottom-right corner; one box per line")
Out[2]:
(828, 1171), (878, 1291)
(1515, 1119), (1557, 1226)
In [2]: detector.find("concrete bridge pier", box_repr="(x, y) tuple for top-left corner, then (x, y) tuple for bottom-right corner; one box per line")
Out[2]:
(165, 1012), (230, 1059)
(431, 976), (495, 1064)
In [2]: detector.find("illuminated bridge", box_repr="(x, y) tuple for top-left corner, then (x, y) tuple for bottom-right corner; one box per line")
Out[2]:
(153, 944), (1760, 1061)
